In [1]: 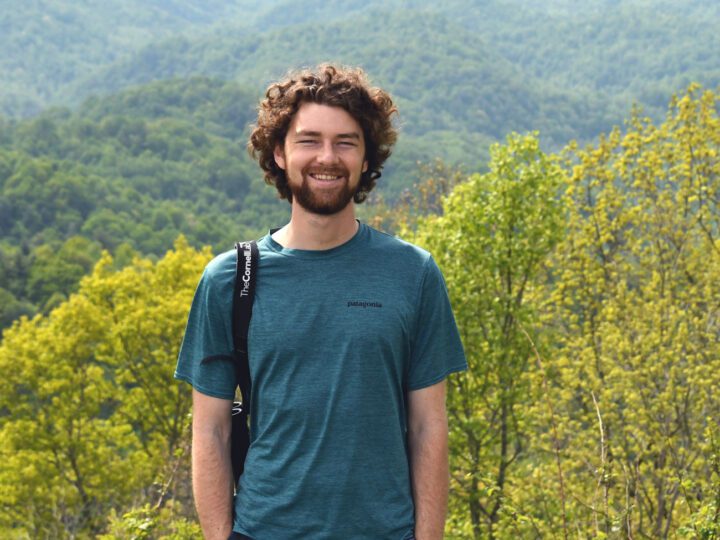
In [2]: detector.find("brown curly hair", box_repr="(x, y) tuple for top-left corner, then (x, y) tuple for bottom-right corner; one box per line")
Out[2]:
(248, 64), (398, 203)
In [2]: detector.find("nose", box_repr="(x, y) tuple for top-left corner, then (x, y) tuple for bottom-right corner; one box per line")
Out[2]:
(317, 140), (339, 165)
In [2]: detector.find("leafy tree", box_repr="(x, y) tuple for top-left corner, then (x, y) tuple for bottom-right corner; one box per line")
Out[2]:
(0, 240), (29, 299)
(98, 500), (202, 540)
(0, 238), (211, 538)
(0, 287), (34, 332)
(25, 236), (102, 307)
(411, 134), (565, 538)
(522, 85), (720, 537)
(390, 85), (720, 539)
(0, 78), (291, 332)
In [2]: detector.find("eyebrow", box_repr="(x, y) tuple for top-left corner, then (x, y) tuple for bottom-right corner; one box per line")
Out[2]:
(293, 130), (361, 140)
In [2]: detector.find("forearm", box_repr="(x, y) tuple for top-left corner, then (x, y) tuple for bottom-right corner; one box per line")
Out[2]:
(192, 419), (234, 540)
(408, 419), (449, 540)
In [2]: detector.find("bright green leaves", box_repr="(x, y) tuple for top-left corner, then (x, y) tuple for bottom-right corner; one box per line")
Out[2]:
(414, 133), (565, 538)
(533, 87), (720, 538)
(407, 88), (720, 539)
(0, 237), (211, 538)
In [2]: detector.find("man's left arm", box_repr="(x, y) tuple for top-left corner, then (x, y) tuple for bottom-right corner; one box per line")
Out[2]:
(407, 379), (449, 540)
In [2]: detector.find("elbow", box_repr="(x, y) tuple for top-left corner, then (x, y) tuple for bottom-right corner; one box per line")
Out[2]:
(192, 412), (232, 448)
(407, 415), (449, 452)
(408, 410), (448, 440)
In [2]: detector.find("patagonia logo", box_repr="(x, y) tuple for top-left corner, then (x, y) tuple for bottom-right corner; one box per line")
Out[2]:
(347, 300), (383, 309)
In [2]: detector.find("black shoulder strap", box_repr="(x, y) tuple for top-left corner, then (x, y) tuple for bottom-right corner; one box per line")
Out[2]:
(232, 240), (258, 405)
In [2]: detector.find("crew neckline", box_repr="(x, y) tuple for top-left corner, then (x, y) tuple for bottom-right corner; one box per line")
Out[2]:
(264, 221), (366, 259)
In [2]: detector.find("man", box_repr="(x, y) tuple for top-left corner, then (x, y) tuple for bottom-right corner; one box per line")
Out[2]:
(175, 65), (467, 540)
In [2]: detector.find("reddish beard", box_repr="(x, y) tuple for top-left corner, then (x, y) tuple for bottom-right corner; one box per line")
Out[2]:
(288, 164), (359, 215)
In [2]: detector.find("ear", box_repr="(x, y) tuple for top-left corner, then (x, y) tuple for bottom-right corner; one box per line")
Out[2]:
(362, 159), (368, 173)
(274, 144), (286, 170)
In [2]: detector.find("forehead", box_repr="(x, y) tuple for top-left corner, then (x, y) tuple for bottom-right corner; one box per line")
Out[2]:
(287, 102), (364, 138)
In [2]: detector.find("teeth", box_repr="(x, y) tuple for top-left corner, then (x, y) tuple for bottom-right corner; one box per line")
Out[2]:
(313, 174), (340, 180)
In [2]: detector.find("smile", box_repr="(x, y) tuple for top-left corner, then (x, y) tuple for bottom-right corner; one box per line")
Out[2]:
(310, 173), (343, 181)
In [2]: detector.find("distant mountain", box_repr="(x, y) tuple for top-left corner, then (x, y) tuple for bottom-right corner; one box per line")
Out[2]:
(4, 0), (719, 156)
(0, 0), (266, 116)
(3, 0), (720, 330)
(0, 77), (289, 328)
(66, 8), (630, 178)
(443, 0), (720, 111)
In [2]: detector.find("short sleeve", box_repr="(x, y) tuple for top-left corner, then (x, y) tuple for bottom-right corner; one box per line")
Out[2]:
(408, 257), (467, 390)
(174, 263), (237, 400)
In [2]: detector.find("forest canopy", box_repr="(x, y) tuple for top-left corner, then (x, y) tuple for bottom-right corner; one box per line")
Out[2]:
(0, 78), (290, 329)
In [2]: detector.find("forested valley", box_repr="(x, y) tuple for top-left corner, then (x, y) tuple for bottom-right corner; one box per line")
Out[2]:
(1, 1), (720, 538)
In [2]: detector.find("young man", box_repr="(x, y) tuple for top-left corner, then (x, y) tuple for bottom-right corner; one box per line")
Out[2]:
(175, 65), (467, 540)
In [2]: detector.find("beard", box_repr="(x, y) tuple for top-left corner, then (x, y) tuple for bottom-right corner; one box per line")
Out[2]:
(288, 165), (359, 215)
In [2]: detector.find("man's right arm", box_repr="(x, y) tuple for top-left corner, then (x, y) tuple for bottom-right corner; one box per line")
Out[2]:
(192, 389), (234, 540)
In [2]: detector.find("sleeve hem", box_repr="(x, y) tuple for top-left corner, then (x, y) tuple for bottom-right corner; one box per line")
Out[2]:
(408, 364), (468, 391)
(174, 372), (236, 400)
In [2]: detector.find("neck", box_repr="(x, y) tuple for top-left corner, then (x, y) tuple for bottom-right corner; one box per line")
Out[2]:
(272, 202), (359, 250)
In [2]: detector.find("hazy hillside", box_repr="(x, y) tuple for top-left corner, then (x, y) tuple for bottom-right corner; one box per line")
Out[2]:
(4, 0), (720, 151)
(77, 10), (583, 172)
(0, 78), (290, 328)
(0, 0), (267, 116)
(446, 0), (720, 112)
(3, 0), (720, 330)
(67, 7), (642, 173)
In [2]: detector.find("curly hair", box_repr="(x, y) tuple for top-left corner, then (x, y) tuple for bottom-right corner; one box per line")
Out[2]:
(248, 64), (398, 203)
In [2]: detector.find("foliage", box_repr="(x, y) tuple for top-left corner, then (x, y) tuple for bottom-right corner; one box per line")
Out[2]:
(0, 78), (290, 332)
(363, 159), (467, 234)
(411, 134), (565, 538)
(0, 238), (210, 538)
(678, 423), (720, 539)
(517, 84), (720, 538)
(98, 501), (202, 540)
(400, 86), (720, 539)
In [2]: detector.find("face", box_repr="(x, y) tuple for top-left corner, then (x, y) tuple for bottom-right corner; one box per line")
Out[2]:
(274, 102), (368, 215)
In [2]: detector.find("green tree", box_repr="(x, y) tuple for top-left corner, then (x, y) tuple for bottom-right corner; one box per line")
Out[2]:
(524, 85), (720, 538)
(0, 237), (211, 538)
(98, 501), (201, 540)
(412, 133), (565, 539)
(0, 287), (34, 331)
(25, 236), (102, 308)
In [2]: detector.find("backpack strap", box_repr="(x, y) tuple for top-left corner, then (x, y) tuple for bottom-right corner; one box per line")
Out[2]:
(232, 240), (258, 409)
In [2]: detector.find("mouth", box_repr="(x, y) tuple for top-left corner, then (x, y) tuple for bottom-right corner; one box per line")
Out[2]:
(307, 171), (347, 185)
(309, 172), (343, 181)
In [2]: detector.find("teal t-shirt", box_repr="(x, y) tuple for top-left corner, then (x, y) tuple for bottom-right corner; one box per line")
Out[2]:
(175, 223), (466, 540)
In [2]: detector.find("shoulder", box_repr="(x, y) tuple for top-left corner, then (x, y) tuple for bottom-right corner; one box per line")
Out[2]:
(363, 224), (433, 265)
(359, 225), (442, 298)
(199, 248), (237, 298)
